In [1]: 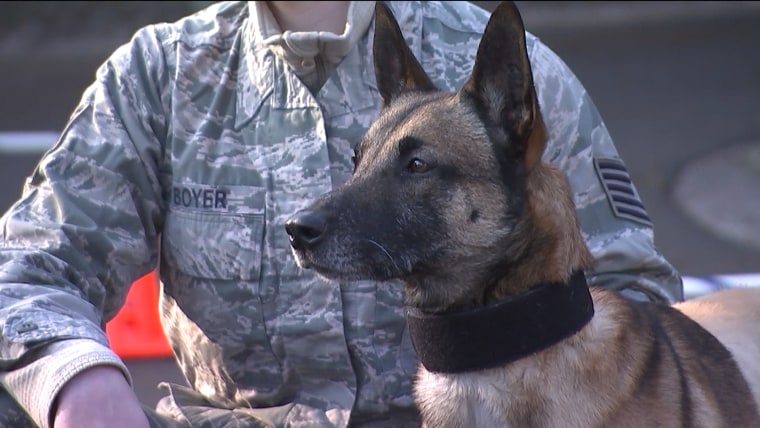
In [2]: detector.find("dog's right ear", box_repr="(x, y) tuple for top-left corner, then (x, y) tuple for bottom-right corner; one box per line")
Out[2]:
(373, 1), (437, 107)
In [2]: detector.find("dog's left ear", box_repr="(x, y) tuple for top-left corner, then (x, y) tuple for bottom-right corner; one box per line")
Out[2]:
(373, 1), (437, 107)
(459, 1), (547, 171)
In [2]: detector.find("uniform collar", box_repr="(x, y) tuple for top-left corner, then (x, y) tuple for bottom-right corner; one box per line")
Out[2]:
(254, 2), (374, 79)
(235, 2), (379, 130)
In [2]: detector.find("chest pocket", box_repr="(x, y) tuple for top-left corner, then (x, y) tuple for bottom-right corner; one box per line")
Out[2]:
(162, 183), (267, 283)
(163, 209), (265, 282)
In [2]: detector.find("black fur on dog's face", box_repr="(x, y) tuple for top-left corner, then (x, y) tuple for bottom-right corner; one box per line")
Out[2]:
(285, 1), (545, 310)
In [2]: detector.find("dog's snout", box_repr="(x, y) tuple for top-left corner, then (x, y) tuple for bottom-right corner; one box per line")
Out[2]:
(285, 210), (327, 250)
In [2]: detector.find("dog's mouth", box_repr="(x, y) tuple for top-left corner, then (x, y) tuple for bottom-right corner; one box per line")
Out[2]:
(289, 249), (344, 279)
(290, 246), (394, 282)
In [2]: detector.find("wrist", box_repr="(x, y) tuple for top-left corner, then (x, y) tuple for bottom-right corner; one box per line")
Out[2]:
(52, 365), (136, 427)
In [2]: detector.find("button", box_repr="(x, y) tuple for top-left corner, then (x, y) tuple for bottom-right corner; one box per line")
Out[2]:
(16, 322), (37, 333)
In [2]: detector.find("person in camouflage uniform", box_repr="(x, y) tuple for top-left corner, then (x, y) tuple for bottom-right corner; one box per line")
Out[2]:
(0, 1), (683, 427)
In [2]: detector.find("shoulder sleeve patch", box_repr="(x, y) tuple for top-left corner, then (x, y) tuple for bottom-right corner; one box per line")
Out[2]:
(593, 158), (653, 227)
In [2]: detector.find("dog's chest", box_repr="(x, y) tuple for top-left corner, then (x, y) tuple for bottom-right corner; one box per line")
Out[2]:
(415, 367), (546, 428)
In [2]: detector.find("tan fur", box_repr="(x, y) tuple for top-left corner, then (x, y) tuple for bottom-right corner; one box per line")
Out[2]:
(504, 161), (593, 291)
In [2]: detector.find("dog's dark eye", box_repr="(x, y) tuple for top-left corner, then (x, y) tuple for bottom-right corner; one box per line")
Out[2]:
(407, 158), (430, 173)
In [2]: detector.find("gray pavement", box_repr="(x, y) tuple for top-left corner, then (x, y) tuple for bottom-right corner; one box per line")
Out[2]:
(1, 0), (759, 412)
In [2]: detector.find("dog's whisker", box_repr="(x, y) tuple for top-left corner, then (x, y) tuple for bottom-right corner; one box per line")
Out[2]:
(365, 238), (402, 274)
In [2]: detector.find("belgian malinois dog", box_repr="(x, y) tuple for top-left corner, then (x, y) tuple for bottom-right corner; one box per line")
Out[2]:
(285, 2), (760, 426)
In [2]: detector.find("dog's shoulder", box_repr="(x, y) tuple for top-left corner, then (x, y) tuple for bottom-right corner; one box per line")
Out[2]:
(586, 287), (760, 426)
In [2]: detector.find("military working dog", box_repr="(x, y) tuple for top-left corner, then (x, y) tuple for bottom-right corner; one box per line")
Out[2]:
(285, 2), (760, 426)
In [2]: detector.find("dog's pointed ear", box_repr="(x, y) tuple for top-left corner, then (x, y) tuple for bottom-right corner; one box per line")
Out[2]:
(373, 1), (437, 107)
(459, 1), (546, 171)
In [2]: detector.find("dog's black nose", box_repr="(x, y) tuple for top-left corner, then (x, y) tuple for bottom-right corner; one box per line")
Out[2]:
(285, 210), (327, 250)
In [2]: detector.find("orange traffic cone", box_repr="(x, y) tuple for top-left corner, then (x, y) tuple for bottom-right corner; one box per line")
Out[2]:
(105, 271), (173, 359)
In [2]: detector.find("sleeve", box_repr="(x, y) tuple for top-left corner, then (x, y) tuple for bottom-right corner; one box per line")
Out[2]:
(0, 24), (171, 428)
(526, 33), (684, 304)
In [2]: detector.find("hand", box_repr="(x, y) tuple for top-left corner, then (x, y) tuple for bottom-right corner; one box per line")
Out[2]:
(53, 365), (150, 428)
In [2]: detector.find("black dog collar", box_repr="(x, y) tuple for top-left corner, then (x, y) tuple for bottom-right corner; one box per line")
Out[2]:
(405, 270), (594, 373)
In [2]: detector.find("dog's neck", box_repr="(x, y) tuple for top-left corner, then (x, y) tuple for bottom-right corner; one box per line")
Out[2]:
(488, 163), (594, 300)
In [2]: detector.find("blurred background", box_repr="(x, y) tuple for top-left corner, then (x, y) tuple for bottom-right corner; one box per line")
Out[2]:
(1, 0), (759, 410)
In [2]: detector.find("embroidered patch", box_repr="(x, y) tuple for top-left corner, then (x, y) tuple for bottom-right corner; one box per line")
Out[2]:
(594, 158), (653, 227)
